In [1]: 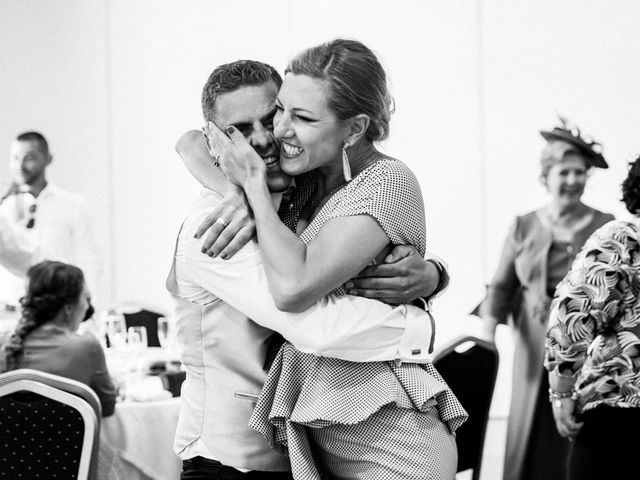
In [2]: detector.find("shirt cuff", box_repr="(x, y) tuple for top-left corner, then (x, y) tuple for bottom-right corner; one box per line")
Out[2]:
(396, 304), (436, 362)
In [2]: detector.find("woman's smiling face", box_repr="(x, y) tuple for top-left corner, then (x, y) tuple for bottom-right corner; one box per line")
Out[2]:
(544, 154), (589, 207)
(273, 73), (349, 176)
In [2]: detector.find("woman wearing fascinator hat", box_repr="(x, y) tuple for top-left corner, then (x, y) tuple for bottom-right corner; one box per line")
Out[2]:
(478, 116), (614, 480)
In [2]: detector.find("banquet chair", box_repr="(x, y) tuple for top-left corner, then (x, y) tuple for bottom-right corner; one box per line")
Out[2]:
(122, 307), (165, 347)
(0, 368), (101, 480)
(432, 335), (499, 480)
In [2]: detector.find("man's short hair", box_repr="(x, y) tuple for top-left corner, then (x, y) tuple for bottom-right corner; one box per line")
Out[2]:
(16, 131), (49, 156)
(201, 60), (282, 121)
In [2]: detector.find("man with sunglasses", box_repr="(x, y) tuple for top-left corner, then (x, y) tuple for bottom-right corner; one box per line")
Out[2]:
(0, 131), (101, 317)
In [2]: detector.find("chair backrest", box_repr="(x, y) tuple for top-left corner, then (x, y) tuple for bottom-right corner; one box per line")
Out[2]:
(432, 335), (499, 480)
(122, 308), (164, 347)
(0, 369), (101, 480)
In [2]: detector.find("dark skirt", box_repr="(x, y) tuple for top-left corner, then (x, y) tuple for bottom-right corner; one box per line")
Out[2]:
(568, 405), (640, 480)
(521, 374), (571, 480)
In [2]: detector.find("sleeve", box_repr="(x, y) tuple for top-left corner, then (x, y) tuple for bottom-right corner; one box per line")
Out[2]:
(329, 161), (426, 256)
(481, 217), (522, 324)
(85, 337), (117, 417)
(544, 221), (637, 377)
(177, 222), (432, 363)
(422, 252), (450, 304)
(72, 198), (103, 308)
(0, 212), (40, 276)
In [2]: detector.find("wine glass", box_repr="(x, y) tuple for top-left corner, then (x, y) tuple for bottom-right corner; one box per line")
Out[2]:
(127, 326), (148, 373)
(106, 310), (127, 350)
(157, 317), (173, 349)
(127, 326), (148, 353)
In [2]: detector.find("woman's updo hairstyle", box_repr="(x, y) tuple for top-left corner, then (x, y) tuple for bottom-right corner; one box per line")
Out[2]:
(286, 38), (394, 142)
(622, 154), (640, 215)
(2, 260), (84, 371)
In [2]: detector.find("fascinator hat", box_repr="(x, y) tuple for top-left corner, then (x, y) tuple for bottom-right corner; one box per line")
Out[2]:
(539, 115), (608, 169)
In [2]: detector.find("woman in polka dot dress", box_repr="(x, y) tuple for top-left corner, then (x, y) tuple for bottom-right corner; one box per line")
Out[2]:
(204, 39), (467, 480)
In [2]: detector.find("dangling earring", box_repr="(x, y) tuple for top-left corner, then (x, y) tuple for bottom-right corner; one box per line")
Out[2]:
(342, 143), (352, 182)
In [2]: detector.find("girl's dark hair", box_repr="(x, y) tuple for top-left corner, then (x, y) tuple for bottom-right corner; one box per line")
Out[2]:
(286, 38), (394, 142)
(2, 260), (84, 372)
(622, 155), (640, 215)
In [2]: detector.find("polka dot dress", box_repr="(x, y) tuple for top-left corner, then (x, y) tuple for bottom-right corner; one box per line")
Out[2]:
(0, 392), (85, 479)
(251, 159), (468, 479)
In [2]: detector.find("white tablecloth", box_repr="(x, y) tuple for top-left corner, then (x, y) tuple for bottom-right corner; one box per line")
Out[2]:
(101, 397), (182, 480)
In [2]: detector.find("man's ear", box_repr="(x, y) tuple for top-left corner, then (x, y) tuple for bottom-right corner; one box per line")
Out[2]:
(202, 122), (216, 156)
(45, 153), (53, 167)
(345, 114), (370, 146)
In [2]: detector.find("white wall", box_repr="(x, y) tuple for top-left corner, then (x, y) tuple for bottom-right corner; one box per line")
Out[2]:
(2, 0), (640, 414)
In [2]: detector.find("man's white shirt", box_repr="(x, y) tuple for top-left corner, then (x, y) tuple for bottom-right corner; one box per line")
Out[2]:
(167, 188), (436, 466)
(0, 184), (102, 308)
(0, 212), (39, 277)
(168, 188), (435, 364)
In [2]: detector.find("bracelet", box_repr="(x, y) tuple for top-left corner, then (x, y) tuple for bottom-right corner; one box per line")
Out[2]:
(426, 259), (445, 294)
(548, 388), (577, 407)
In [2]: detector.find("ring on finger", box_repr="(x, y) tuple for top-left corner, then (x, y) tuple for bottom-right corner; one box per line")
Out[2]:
(213, 154), (221, 168)
(214, 217), (228, 228)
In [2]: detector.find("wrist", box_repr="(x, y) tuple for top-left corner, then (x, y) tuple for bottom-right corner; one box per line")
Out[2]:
(425, 259), (445, 296)
(548, 367), (578, 393)
(244, 175), (270, 210)
(548, 387), (577, 408)
(244, 171), (267, 193)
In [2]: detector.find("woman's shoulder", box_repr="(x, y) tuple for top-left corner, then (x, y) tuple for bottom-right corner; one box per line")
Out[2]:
(356, 158), (419, 188)
(511, 209), (543, 232)
(589, 207), (616, 223)
(590, 218), (639, 238)
(368, 156), (413, 174)
(65, 330), (103, 354)
(581, 219), (640, 260)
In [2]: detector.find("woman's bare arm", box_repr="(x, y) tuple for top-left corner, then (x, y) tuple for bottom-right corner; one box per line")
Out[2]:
(175, 130), (228, 192)
(213, 124), (391, 312)
(175, 130), (256, 258)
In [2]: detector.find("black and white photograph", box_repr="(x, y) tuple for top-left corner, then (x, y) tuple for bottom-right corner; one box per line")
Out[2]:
(1, 1), (640, 479)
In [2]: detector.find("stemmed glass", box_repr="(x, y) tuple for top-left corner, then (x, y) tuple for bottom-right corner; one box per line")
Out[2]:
(106, 310), (127, 350)
(157, 317), (173, 349)
(127, 326), (148, 354)
(127, 326), (148, 374)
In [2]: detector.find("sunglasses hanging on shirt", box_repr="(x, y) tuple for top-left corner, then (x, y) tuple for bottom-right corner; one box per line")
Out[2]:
(25, 203), (37, 229)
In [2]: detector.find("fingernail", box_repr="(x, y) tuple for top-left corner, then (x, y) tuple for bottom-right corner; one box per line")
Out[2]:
(346, 290), (354, 295)
(344, 282), (353, 289)
(208, 251), (215, 257)
(201, 247), (206, 253)
(226, 126), (235, 135)
(220, 252), (228, 260)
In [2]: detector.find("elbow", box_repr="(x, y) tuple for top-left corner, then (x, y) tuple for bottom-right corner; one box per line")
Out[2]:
(273, 294), (309, 313)
(271, 282), (314, 313)
(175, 130), (202, 157)
(101, 399), (116, 417)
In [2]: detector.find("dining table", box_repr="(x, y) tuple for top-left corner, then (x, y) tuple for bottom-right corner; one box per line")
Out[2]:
(101, 395), (182, 480)
(98, 345), (184, 480)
